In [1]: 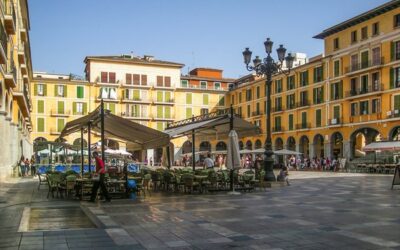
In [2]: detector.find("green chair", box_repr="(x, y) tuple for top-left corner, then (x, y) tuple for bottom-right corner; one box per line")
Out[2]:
(181, 174), (199, 194)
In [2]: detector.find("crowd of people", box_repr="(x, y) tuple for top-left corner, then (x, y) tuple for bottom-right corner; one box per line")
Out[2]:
(18, 155), (36, 177)
(286, 155), (342, 172)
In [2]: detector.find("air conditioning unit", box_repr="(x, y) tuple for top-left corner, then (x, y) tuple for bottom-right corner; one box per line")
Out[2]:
(331, 118), (337, 125)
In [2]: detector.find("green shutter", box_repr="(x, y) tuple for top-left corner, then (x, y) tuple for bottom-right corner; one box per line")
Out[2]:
(302, 112), (307, 126)
(394, 96), (400, 110)
(157, 122), (163, 131)
(57, 101), (64, 114)
(72, 102), (77, 115)
(157, 91), (163, 102)
(390, 68), (395, 89)
(391, 41), (395, 61)
(313, 89), (316, 104)
(37, 100), (44, 113)
(203, 94), (209, 105)
(64, 85), (67, 97)
(316, 109), (321, 127)
(330, 83), (334, 100)
(219, 96), (225, 106)
(334, 106), (340, 119)
(54, 85), (58, 96)
(57, 119), (65, 132)
(43, 85), (47, 96)
(165, 106), (171, 118)
(157, 106), (163, 118)
(186, 93), (192, 104)
(313, 68), (317, 83)
(339, 80), (343, 99)
(186, 108), (192, 118)
(321, 65), (324, 81)
(165, 92), (171, 102)
(34, 84), (38, 96)
(37, 118), (44, 132)
(133, 90), (140, 100)
(109, 103), (115, 114)
(77, 86), (84, 98)
(288, 114), (293, 130)
(83, 103), (87, 115)
(305, 71), (309, 85)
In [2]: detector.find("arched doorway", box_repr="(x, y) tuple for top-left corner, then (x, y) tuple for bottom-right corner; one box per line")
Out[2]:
(287, 137), (296, 151)
(255, 139), (262, 149)
(246, 140), (253, 150)
(331, 132), (343, 158)
(275, 137), (284, 163)
(216, 141), (227, 151)
(199, 141), (211, 152)
(239, 141), (244, 150)
(34, 137), (48, 152)
(313, 134), (324, 158)
(182, 140), (192, 154)
(299, 136), (309, 156)
(73, 138), (88, 148)
(389, 126), (400, 141)
(55, 138), (67, 143)
(350, 128), (381, 159)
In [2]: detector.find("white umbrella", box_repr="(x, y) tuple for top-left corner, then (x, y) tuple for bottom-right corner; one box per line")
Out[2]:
(117, 149), (132, 156)
(274, 149), (302, 155)
(38, 148), (50, 154)
(211, 150), (227, 155)
(161, 147), (168, 167)
(227, 130), (241, 170)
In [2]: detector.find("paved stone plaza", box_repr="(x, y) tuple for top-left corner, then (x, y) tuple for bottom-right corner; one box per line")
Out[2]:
(0, 173), (399, 250)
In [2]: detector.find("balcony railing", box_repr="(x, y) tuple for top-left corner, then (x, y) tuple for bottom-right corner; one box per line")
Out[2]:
(329, 117), (342, 125)
(272, 126), (284, 132)
(121, 112), (151, 119)
(252, 111), (263, 116)
(345, 84), (384, 98)
(4, 0), (15, 35)
(387, 110), (400, 119)
(295, 123), (311, 130)
(0, 21), (7, 64)
(121, 97), (151, 103)
(179, 84), (227, 91)
(50, 110), (70, 116)
(345, 57), (384, 73)
(153, 98), (174, 103)
(4, 54), (16, 88)
(272, 106), (284, 112)
(296, 100), (310, 108)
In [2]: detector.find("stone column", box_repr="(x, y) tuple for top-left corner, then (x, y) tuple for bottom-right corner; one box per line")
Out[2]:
(0, 112), (6, 180)
(309, 143), (315, 158)
(343, 140), (351, 160)
(324, 141), (331, 159)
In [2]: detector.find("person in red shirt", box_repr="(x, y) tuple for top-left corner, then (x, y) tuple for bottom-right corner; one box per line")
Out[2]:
(90, 152), (111, 202)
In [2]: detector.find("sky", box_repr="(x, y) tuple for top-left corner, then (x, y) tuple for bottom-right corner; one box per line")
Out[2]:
(29, 0), (389, 79)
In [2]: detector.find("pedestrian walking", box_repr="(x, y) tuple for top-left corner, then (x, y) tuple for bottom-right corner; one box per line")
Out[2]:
(30, 155), (36, 176)
(24, 158), (30, 176)
(90, 152), (111, 202)
(19, 156), (25, 177)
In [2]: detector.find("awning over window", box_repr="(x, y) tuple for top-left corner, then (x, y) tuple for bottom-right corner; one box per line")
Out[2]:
(363, 141), (400, 152)
(59, 107), (170, 150)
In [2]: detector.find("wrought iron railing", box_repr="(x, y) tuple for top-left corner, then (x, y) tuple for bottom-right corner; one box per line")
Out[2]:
(166, 108), (233, 129)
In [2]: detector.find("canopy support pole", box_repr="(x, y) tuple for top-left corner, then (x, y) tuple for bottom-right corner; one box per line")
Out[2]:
(167, 145), (171, 169)
(230, 105), (234, 192)
(192, 116), (195, 171)
(80, 127), (84, 176)
(101, 99), (105, 162)
(88, 122), (91, 173)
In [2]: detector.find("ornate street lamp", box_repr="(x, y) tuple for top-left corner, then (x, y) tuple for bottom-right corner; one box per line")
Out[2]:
(242, 38), (294, 181)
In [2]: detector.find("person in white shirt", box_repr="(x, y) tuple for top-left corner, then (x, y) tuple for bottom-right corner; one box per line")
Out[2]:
(203, 153), (214, 169)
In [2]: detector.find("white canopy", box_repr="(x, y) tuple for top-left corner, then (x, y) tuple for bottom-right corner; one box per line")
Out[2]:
(227, 130), (241, 170)
(363, 141), (400, 152)
(273, 149), (303, 155)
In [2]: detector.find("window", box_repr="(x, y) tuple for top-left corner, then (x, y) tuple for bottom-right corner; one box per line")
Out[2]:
(301, 112), (307, 128)
(372, 47), (381, 65)
(200, 81), (207, 89)
(36, 84), (45, 96)
(181, 80), (188, 88)
(73, 102), (86, 115)
(238, 107), (242, 117)
(274, 116), (281, 131)
(350, 78), (358, 95)
(351, 103), (358, 116)
(313, 87), (324, 104)
(330, 81), (343, 100)
(313, 66), (323, 83)
(256, 102), (260, 115)
(351, 54), (358, 71)
(186, 93), (192, 104)
(57, 101), (64, 114)
(57, 118), (65, 132)
(286, 94), (295, 109)
(77, 86), (84, 98)
(256, 86), (260, 99)
(218, 96), (225, 106)
(157, 76), (163, 86)
(157, 122), (165, 131)
(203, 94), (209, 105)
(360, 75), (368, 94)
(132, 74), (140, 85)
(288, 114), (293, 131)
(315, 109), (321, 127)
(77, 103), (83, 114)
(164, 76), (171, 87)
(141, 75), (147, 86)
(125, 73), (132, 85)
(105, 103), (116, 114)
(238, 92), (242, 103)
(300, 71), (308, 86)
(334, 60), (340, 77)
(274, 97), (282, 111)
(100, 72), (116, 83)
(372, 72), (380, 91)
(247, 105), (250, 118)
(333, 38), (339, 50)
(361, 26), (368, 40)
(246, 89), (252, 101)
(254, 120), (261, 128)
(392, 41), (400, 61)
(37, 100), (44, 113)
(372, 22), (379, 36)
(394, 14), (400, 28)
(394, 95), (400, 111)
(37, 118), (44, 132)
(371, 99), (380, 113)
(360, 100), (369, 115)
(275, 79), (282, 93)
(300, 91), (308, 106)
(351, 30), (357, 43)
(56, 85), (64, 97)
(333, 106), (340, 120)
(287, 75), (295, 90)
(391, 67), (400, 88)
(361, 51), (369, 69)
(99, 87), (117, 99)
(200, 108), (208, 115)
(214, 82), (221, 90)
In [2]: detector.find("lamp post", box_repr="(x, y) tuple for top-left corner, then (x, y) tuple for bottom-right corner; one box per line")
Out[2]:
(242, 38), (294, 181)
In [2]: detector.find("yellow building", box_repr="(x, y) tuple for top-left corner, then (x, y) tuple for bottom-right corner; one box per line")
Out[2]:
(0, 0), (33, 179)
(228, 0), (400, 161)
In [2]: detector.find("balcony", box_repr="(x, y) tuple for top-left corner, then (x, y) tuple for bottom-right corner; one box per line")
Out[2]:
(329, 117), (342, 126)
(296, 100), (310, 108)
(50, 109), (70, 117)
(345, 84), (384, 98)
(18, 43), (26, 64)
(154, 115), (175, 121)
(345, 57), (384, 75)
(272, 126), (284, 133)
(295, 123), (311, 130)
(252, 111), (263, 117)
(19, 19), (27, 42)
(20, 63), (27, 76)
(4, 0), (16, 35)
(386, 110), (400, 119)
(0, 22), (7, 64)
(121, 112), (151, 120)
(4, 56), (16, 88)
(272, 106), (285, 113)
(121, 97), (151, 104)
(153, 98), (174, 105)
(178, 84), (227, 91)
(13, 81), (31, 117)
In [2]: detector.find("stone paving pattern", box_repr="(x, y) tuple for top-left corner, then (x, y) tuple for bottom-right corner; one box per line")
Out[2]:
(0, 173), (399, 249)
